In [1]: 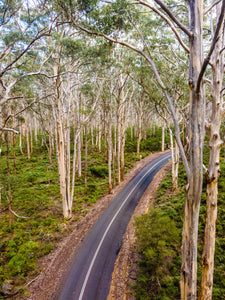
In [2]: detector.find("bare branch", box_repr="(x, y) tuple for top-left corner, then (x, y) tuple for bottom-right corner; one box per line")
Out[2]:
(0, 128), (20, 134)
(203, 164), (208, 171)
(0, 41), (15, 61)
(151, 0), (192, 37)
(204, 0), (222, 15)
(219, 46), (225, 54)
(0, 208), (8, 214)
(196, 0), (225, 94)
(0, 29), (52, 78)
(9, 209), (29, 219)
(136, 0), (190, 52)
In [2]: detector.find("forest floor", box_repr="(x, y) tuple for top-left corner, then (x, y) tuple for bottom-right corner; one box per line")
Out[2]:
(19, 151), (171, 300)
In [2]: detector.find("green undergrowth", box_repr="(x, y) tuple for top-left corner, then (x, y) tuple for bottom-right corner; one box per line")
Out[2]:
(133, 146), (225, 299)
(0, 128), (166, 296)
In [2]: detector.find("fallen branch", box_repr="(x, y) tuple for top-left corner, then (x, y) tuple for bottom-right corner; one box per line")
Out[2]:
(0, 128), (20, 134)
(25, 274), (41, 287)
(9, 209), (29, 219)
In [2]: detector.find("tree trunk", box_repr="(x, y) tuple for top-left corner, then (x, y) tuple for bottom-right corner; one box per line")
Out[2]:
(180, 1), (204, 298)
(71, 119), (77, 201)
(113, 122), (116, 187)
(12, 114), (16, 173)
(91, 121), (94, 146)
(117, 106), (121, 184)
(199, 5), (224, 298)
(84, 127), (88, 188)
(19, 124), (24, 155)
(98, 116), (102, 152)
(48, 131), (53, 164)
(77, 132), (82, 178)
(53, 57), (72, 219)
(162, 121), (165, 152)
(5, 132), (14, 227)
(173, 139), (179, 191)
(107, 111), (112, 193)
(34, 117), (38, 143)
(137, 112), (142, 156)
(169, 127), (175, 183)
(25, 112), (30, 160)
(120, 105), (125, 181)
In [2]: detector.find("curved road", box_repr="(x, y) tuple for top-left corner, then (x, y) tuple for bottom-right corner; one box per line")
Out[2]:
(58, 152), (171, 300)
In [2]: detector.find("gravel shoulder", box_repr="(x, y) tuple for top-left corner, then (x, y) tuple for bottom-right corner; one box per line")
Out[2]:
(21, 151), (170, 300)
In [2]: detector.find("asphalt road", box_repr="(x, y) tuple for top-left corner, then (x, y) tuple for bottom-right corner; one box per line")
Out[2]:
(58, 152), (171, 300)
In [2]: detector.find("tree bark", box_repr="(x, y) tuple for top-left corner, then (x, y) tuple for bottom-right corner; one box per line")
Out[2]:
(162, 121), (165, 152)
(117, 105), (121, 184)
(77, 97), (82, 178)
(137, 111), (142, 156)
(5, 131), (14, 227)
(53, 55), (72, 219)
(19, 123), (24, 155)
(107, 110), (112, 193)
(180, 1), (204, 298)
(120, 105), (125, 181)
(12, 113), (16, 173)
(199, 4), (224, 298)
(25, 111), (30, 160)
(173, 138), (179, 191)
(84, 127), (88, 188)
(71, 116), (77, 202)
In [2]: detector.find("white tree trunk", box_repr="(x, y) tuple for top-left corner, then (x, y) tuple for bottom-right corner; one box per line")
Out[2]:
(199, 4), (224, 298)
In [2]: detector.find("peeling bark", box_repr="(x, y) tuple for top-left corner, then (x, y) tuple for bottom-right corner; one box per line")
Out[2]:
(199, 4), (224, 298)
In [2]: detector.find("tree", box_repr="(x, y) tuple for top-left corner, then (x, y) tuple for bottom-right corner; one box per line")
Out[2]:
(199, 3), (225, 299)
(57, 0), (225, 298)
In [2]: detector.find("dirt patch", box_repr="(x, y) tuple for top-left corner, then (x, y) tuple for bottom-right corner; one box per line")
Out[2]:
(107, 161), (172, 300)
(18, 151), (170, 300)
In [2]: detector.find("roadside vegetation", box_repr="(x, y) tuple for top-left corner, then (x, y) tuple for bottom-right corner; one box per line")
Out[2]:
(0, 127), (169, 296)
(133, 146), (225, 299)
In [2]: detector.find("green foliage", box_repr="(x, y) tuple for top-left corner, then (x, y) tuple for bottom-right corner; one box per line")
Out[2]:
(134, 148), (225, 299)
(5, 241), (39, 277)
(90, 165), (108, 177)
(134, 208), (181, 299)
(77, 0), (98, 13)
(0, 129), (154, 293)
(82, 0), (133, 34)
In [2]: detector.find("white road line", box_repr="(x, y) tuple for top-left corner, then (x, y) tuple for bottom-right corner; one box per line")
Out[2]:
(78, 154), (170, 300)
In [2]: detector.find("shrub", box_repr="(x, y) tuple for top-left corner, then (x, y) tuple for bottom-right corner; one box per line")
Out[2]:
(134, 209), (180, 299)
(90, 165), (108, 177)
(5, 241), (39, 277)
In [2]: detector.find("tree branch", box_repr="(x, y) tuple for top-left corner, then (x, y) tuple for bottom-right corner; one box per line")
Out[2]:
(204, 0), (222, 14)
(0, 29), (52, 78)
(136, 0), (190, 52)
(0, 128), (20, 134)
(196, 0), (225, 94)
(9, 208), (29, 219)
(151, 0), (192, 37)
(60, 5), (191, 180)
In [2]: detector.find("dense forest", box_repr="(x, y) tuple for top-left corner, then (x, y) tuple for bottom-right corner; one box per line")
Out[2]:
(0, 0), (225, 299)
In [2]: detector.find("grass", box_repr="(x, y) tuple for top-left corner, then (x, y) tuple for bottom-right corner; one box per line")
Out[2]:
(0, 128), (167, 296)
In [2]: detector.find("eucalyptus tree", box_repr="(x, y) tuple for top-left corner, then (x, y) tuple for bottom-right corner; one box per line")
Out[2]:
(199, 4), (225, 299)
(0, 0), (58, 133)
(56, 0), (225, 298)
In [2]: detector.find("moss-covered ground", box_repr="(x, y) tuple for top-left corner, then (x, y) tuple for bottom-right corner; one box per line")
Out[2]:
(133, 145), (225, 299)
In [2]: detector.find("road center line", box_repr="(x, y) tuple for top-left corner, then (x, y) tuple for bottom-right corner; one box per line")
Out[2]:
(78, 153), (170, 300)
